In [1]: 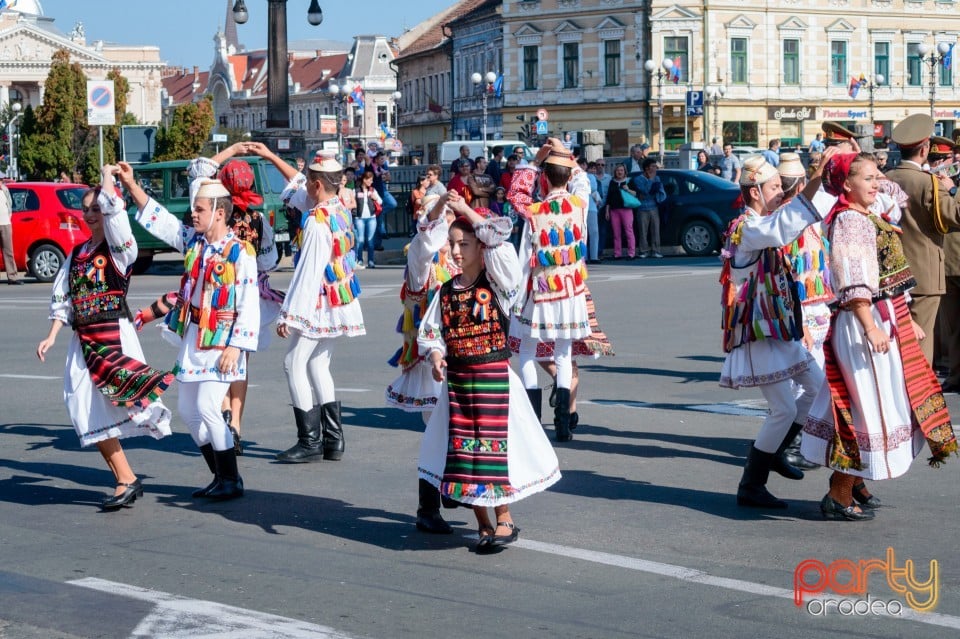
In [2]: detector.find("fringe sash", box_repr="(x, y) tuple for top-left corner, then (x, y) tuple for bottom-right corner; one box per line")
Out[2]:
(77, 319), (174, 408)
(824, 294), (957, 470)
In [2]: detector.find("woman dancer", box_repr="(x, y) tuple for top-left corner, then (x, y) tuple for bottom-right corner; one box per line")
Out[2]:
(802, 152), (957, 520)
(37, 165), (173, 509)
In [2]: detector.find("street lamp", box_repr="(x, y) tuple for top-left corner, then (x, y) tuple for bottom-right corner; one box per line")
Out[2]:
(861, 74), (884, 126)
(707, 85), (726, 149)
(917, 41), (952, 118)
(644, 58), (674, 165)
(7, 101), (22, 181)
(471, 71), (497, 149)
(391, 90), (401, 136)
(328, 82), (349, 164)
(233, 0), (324, 129)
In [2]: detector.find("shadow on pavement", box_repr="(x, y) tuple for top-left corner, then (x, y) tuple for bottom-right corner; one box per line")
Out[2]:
(579, 363), (718, 383)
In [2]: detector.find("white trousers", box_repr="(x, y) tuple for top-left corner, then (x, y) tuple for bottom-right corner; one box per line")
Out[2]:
(178, 380), (233, 451)
(284, 331), (336, 410)
(519, 337), (573, 389)
(755, 364), (823, 453)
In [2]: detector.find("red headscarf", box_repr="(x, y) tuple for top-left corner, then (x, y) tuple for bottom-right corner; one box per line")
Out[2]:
(821, 152), (858, 225)
(218, 160), (264, 212)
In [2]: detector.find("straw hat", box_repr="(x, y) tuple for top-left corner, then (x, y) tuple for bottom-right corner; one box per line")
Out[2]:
(778, 153), (805, 179)
(540, 137), (577, 168)
(194, 179), (231, 199)
(739, 155), (778, 186)
(309, 150), (343, 173)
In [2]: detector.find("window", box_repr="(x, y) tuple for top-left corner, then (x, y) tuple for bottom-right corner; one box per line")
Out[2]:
(604, 40), (620, 86)
(907, 43), (923, 86)
(377, 105), (388, 126)
(523, 46), (538, 90)
(722, 121), (759, 146)
(779, 121), (801, 147)
(940, 46), (952, 86)
(563, 42), (579, 89)
(731, 38), (747, 84)
(830, 41), (847, 85)
(8, 187), (40, 212)
(783, 39), (800, 85)
(874, 42), (890, 83)
(664, 37), (689, 83)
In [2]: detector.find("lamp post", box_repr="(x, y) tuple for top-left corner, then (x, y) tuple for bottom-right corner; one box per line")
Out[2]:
(328, 81), (349, 164)
(391, 89), (401, 136)
(706, 85), (726, 149)
(917, 41), (952, 119)
(644, 58), (674, 165)
(232, 0), (323, 129)
(471, 71), (497, 150)
(7, 101), (22, 181)
(862, 74), (884, 127)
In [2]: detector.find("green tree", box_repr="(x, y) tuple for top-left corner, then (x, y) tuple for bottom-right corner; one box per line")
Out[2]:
(154, 95), (215, 161)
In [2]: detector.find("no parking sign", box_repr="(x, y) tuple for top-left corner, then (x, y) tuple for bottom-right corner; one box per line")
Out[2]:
(87, 80), (116, 126)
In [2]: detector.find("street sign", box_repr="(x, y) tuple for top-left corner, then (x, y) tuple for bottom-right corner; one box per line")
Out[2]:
(86, 80), (115, 126)
(686, 90), (704, 117)
(535, 120), (549, 135)
(536, 108), (549, 122)
(211, 133), (228, 143)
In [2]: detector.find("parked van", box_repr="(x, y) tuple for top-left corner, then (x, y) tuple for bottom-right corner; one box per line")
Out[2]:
(438, 140), (534, 171)
(125, 156), (293, 273)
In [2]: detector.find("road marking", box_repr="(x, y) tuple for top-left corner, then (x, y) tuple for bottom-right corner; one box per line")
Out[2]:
(589, 270), (708, 282)
(0, 374), (61, 380)
(69, 578), (356, 638)
(513, 539), (960, 629)
(581, 398), (768, 417)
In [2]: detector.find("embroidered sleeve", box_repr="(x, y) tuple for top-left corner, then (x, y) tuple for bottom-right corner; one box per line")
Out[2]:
(226, 244), (261, 351)
(506, 166), (539, 221)
(98, 188), (137, 273)
(279, 214), (330, 326)
(417, 284), (446, 359)
(830, 210), (879, 303)
(407, 216), (449, 292)
(567, 168), (591, 203)
(281, 172), (307, 203)
(481, 220), (523, 310)
(135, 197), (194, 253)
(737, 196), (822, 252)
(48, 254), (73, 324)
(188, 156), (219, 180)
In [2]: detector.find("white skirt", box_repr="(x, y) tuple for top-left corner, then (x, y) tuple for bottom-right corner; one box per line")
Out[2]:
(64, 318), (172, 447)
(516, 294), (591, 341)
(801, 303), (925, 480)
(720, 339), (811, 389)
(174, 324), (247, 383)
(280, 297), (366, 340)
(418, 367), (561, 507)
(385, 361), (441, 412)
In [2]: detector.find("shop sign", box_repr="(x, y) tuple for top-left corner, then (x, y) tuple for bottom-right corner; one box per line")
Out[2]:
(933, 109), (960, 119)
(768, 106), (815, 121)
(821, 108), (868, 120)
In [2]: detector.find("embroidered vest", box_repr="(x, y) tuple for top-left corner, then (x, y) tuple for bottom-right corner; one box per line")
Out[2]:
(167, 235), (255, 350)
(781, 225), (835, 306)
(720, 216), (803, 353)
(389, 253), (457, 372)
(871, 214), (917, 299)
(526, 193), (588, 302)
(313, 203), (362, 307)
(439, 272), (510, 366)
(69, 241), (131, 328)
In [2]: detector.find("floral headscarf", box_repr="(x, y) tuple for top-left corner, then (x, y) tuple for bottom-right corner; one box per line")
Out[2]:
(218, 160), (264, 212)
(822, 152), (858, 225)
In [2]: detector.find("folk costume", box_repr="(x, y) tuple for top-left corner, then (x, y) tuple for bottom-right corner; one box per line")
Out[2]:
(50, 187), (173, 447)
(276, 154), (365, 462)
(417, 216), (560, 507)
(802, 153), (957, 481)
(136, 179), (260, 499)
(507, 145), (591, 442)
(720, 155), (836, 509)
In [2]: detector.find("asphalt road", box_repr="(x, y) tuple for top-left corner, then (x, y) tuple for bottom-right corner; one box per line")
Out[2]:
(0, 254), (958, 639)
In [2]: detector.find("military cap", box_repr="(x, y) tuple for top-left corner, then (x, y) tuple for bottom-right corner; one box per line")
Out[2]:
(929, 136), (955, 159)
(891, 113), (935, 149)
(821, 121), (858, 146)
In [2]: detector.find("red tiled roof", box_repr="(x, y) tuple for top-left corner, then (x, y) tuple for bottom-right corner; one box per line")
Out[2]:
(396, 0), (490, 60)
(161, 68), (209, 105)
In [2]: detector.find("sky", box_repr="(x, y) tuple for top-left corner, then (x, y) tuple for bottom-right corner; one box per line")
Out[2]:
(38, 0), (457, 67)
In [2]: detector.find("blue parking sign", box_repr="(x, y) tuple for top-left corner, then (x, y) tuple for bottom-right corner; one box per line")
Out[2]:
(535, 120), (549, 135)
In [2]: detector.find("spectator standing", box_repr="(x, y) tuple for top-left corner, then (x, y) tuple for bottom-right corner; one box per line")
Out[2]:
(594, 159), (611, 259)
(630, 158), (667, 258)
(720, 144), (742, 183)
(583, 159), (601, 264)
(761, 138), (781, 167)
(486, 146), (504, 186)
(628, 144), (646, 173)
(449, 145), (475, 175)
(467, 157), (496, 210)
(354, 169), (382, 269)
(708, 138), (724, 155)
(424, 165), (447, 198)
(603, 164), (637, 260)
(809, 133), (825, 153)
(446, 162), (473, 201)
(0, 180), (21, 284)
(499, 155), (519, 191)
(372, 152), (395, 250)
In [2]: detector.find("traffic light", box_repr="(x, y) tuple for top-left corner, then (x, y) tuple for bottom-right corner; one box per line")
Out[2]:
(516, 114), (526, 122)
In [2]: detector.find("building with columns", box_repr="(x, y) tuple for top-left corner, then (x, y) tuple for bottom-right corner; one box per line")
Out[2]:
(0, 1), (165, 122)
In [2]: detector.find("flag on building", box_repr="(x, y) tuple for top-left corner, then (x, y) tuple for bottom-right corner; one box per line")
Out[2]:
(348, 85), (365, 110)
(671, 58), (682, 84)
(848, 76), (862, 98)
(945, 44), (955, 70)
(0, 1), (19, 13)
(493, 74), (504, 98)
(426, 93), (443, 114)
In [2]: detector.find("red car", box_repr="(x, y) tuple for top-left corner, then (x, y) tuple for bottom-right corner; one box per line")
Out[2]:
(1, 182), (91, 283)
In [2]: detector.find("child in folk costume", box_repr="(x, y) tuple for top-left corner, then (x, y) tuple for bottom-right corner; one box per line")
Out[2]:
(507, 138), (592, 442)
(418, 201), (560, 553)
(802, 153), (957, 521)
(719, 152), (839, 509)
(122, 163), (260, 501)
(37, 166), (173, 510)
(385, 192), (461, 534)
(273, 150), (365, 463)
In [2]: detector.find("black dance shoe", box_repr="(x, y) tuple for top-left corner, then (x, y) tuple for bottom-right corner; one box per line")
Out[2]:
(415, 512), (453, 535)
(852, 482), (881, 509)
(491, 521), (520, 546)
(820, 494), (875, 521)
(102, 479), (143, 510)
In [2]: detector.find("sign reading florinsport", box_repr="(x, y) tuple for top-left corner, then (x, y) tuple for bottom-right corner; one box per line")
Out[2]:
(767, 106), (815, 121)
(820, 108), (868, 120)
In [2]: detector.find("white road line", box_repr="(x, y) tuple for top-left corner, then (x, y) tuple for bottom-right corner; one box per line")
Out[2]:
(513, 539), (960, 629)
(580, 398), (768, 417)
(0, 374), (61, 380)
(69, 578), (356, 639)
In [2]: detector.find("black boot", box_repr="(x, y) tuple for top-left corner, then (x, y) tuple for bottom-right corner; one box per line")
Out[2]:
(416, 478), (452, 534)
(771, 422), (806, 480)
(783, 431), (819, 470)
(525, 388), (542, 424)
(321, 401), (345, 461)
(192, 444), (220, 498)
(737, 447), (788, 509)
(276, 406), (324, 462)
(205, 448), (244, 501)
(554, 387), (573, 442)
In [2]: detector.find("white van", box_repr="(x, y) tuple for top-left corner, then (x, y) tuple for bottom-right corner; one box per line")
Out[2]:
(439, 140), (534, 171)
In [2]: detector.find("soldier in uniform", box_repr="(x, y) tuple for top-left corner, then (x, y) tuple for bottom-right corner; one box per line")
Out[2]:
(885, 114), (960, 365)
(933, 137), (960, 391)
(820, 121), (859, 151)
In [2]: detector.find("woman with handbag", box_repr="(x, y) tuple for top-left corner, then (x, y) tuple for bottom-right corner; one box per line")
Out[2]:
(354, 169), (382, 269)
(603, 163), (639, 260)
